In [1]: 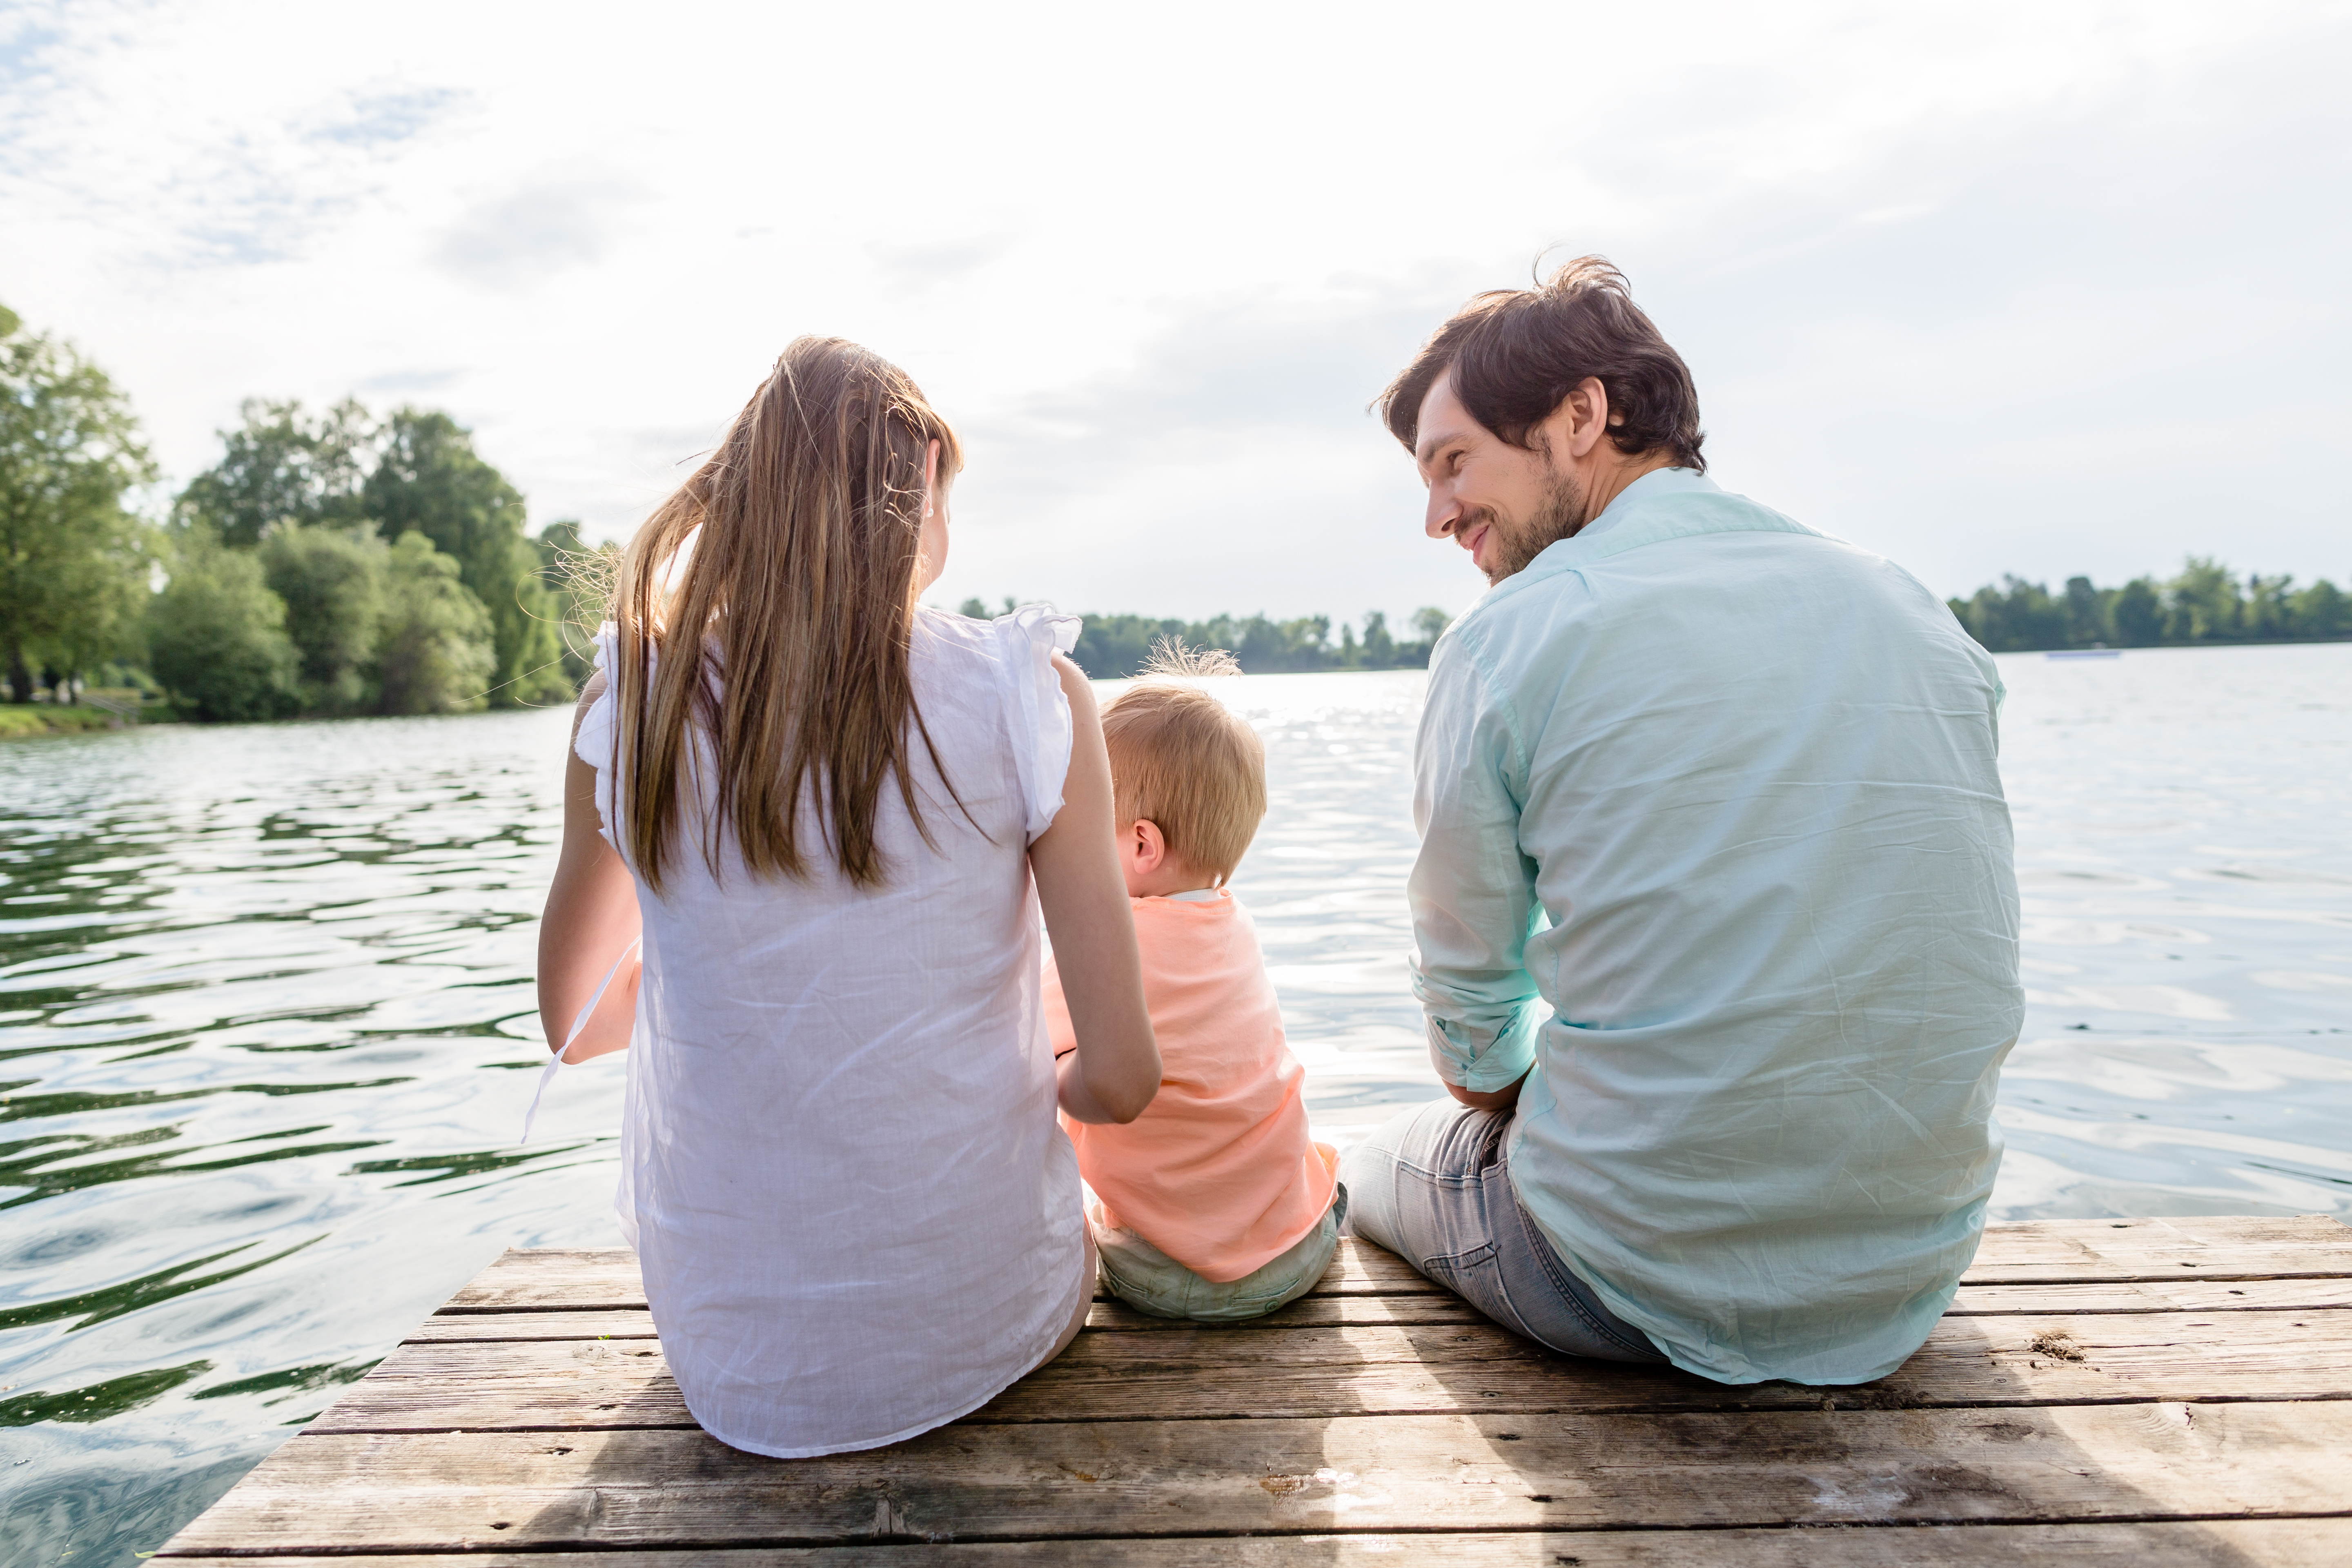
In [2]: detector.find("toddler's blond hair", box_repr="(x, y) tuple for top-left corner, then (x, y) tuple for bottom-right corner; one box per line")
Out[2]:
(1101, 640), (1266, 884)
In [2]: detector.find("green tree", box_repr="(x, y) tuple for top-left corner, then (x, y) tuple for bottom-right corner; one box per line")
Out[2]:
(2110, 577), (2164, 646)
(261, 525), (390, 711)
(1066, 604), (1441, 674)
(533, 519), (602, 688)
(43, 508), (151, 706)
(365, 410), (568, 706)
(2292, 578), (2348, 639)
(177, 399), (372, 546)
(376, 533), (497, 715)
(1069, 612), (1192, 677)
(0, 311), (156, 703)
(1235, 614), (1332, 673)
(2165, 557), (2242, 642)
(1968, 577), (2070, 652)
(147, 529), (300, 721)
(1398, 606), (1453, 666)
(2061, 575), (2115, 646)
(2245, 572), (2296, 640)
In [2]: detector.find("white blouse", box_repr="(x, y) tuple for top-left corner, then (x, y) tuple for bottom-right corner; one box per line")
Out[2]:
(571, 606), (1086, 1457)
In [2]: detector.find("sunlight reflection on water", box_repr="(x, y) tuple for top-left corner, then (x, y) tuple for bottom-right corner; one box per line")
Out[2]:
(0, 643), (2346, 1563)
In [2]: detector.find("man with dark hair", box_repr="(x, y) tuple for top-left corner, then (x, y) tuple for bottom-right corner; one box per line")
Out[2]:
(1339, 257), (2022, 1386)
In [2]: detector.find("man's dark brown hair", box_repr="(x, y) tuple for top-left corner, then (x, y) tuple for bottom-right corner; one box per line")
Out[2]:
(1377, 256), (1706, 472)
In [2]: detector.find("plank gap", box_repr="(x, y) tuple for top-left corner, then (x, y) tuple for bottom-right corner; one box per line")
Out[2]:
(300, 1387), (2352, 1439)
(153, 1506), (2352, 1559)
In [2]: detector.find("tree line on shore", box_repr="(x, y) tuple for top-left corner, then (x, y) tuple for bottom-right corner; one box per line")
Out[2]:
(1947, 560), (2349, 653)
(958, 600), (1452, 679)
(13, 301), (2346, 724)
(1, 301), (592, 721)
(2, 298), (1452, 722)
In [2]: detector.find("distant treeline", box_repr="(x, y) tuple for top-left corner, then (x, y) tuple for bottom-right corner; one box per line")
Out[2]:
(1, 298), (595, 721)
(8, 292), (1453, 724)
(1949, 559), (2350, 654)
(957, 600), (1453, 679)
(150, 401), (597, 720)
(27, 294), (2342, 724)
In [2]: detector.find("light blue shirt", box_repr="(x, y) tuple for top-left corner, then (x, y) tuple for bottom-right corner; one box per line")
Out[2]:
(1410, 468), (2021, 1385)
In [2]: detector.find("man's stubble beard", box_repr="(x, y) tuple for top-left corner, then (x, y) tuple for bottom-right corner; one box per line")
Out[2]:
(1477, 466), (1587, 584)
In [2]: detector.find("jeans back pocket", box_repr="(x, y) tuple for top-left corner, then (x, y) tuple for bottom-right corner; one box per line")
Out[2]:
(1421, 1239), (1497, 1293)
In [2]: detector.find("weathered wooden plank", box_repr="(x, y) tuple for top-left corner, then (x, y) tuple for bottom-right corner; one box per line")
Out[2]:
(437, 1220), (2352, 1318)
(1981, 1214), (2348, 1250)
(990, 1305), (2352, 1421)
(161, 1402), (2352, 1554)
(407, 1277), (2352, 1345)
(321, 1305), (2352, 1432)
(1960, 1214), (2352, 1283)
(409, 1309), (661, 1342)
(441, 1244), (1440, 1312)
(437, 1250), (650, 1312)
(148, 1518), (2352, 1567)
(1946, 1277), (2352, 1314)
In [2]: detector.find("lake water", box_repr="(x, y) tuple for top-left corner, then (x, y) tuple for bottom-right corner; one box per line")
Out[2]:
(2, 642), (2347, 1564)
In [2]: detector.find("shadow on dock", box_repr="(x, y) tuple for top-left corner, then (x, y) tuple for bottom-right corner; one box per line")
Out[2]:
(1394, 1283), (2284, 1566)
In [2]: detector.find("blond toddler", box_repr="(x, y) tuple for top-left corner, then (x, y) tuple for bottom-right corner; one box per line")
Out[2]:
(1042, 647), (1340, 1321)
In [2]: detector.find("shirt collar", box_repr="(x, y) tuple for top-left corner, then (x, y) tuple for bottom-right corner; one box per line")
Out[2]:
(1460, 468), (1723, 620)
(1571, 466), (1719, 545)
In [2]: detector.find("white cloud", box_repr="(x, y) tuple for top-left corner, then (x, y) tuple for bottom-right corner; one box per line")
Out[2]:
(433, 173), (643, 290)
(0, 0), (2344, 622)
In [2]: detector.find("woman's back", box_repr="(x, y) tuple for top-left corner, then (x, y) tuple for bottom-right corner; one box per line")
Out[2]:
(576, 607), (1087, 1457)
(538, 336), (1155, 1459)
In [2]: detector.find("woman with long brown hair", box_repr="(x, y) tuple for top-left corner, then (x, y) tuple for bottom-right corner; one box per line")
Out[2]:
(534, 338), (1158, 1457)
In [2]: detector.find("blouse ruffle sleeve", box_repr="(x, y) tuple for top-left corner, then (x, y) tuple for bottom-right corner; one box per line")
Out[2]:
(571, 623), (621, 848)
(995, 606), (1083, 843)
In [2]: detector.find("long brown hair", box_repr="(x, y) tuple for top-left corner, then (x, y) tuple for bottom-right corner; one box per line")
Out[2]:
(610, 337), (964, 894)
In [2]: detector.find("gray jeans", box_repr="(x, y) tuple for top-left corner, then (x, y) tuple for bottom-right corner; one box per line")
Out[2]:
(1340, 1098), (1666, 1363)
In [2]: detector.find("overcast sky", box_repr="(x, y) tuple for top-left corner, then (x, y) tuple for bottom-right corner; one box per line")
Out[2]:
(4, 0), (2345, 625)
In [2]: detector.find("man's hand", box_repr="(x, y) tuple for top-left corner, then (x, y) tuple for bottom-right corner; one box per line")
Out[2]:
(1446, 1068), (1530, 1114)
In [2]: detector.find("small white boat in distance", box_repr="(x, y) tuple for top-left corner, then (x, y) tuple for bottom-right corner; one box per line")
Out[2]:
(2047, 646), (2122, 659)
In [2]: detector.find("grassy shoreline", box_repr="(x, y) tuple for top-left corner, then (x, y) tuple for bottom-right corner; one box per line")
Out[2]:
(0, 704), (172, 739)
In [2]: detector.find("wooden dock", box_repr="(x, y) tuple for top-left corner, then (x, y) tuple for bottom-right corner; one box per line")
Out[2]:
(161, 1214), (2352, 1564)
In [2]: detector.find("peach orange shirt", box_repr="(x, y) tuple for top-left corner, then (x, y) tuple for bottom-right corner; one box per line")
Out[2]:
(1044, 889), (1335, 1283)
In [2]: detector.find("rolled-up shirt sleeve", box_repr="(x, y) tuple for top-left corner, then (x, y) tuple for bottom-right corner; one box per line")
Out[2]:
(1408, 633), (1542, 1092)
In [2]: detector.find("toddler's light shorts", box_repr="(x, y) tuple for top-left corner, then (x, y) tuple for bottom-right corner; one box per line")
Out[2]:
(1091, 1185), (1347, 1323)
